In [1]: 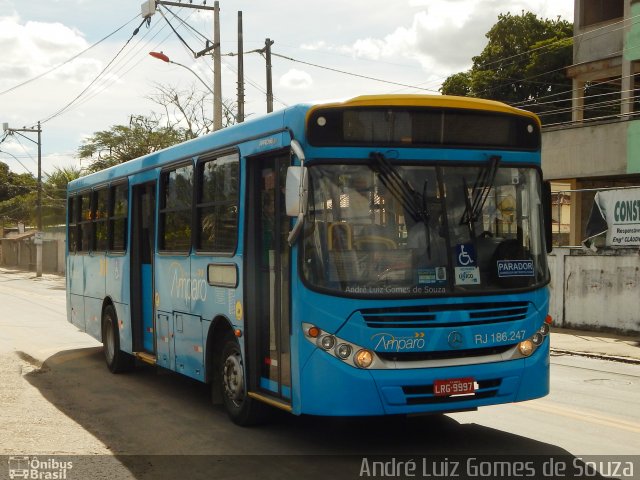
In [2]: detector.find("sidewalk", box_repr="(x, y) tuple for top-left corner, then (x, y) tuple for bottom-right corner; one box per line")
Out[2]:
(551, 327), (640, 364)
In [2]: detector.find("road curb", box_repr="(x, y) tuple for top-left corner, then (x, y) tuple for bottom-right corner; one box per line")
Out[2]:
(551, 348), (640, 365)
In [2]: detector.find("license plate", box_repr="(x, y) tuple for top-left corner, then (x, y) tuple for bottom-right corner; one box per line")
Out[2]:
(433, 377), (475, 397)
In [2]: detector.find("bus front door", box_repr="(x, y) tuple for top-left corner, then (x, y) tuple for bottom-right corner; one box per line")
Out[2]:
(131, 181), (156, 356)
(247, 153), (291, 403)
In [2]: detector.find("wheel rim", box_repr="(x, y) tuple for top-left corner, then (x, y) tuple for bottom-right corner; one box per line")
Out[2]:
(222, 350), (245, 406)
(104, 318), (115, 364)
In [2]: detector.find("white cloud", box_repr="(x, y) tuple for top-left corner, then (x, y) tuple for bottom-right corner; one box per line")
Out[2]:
(279, 69), (313, 90)
(300, 41), (328, 51)
(0, 14), (101, 84)
(305, 0), (573, 77)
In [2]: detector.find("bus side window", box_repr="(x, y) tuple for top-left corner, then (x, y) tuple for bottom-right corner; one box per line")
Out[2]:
(78, 191), (93, 253)
(196, 152), (239, 254)
(68, 196), (77, 253)
(108, 182), (128, 252)
(159, 164), (193, 252)
(94, 188), (109, 252)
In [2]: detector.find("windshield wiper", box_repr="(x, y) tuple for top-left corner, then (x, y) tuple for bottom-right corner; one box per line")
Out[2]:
(459, 155), (501, 235)
(370, 152), (432, 257)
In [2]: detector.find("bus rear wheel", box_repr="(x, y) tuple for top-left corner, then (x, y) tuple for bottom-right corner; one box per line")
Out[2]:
(219, 335), (267, 426)
(102, 304), (134, 373)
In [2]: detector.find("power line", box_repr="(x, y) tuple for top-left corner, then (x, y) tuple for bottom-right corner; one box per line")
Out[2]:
(0, 14), (140, 98)
(39, 18), (148, 125)
(64, 16), (169, 113)
(268, 51), (439, 93)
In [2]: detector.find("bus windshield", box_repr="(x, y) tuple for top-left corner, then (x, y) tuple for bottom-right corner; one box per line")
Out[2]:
(302, 160), (548, 296)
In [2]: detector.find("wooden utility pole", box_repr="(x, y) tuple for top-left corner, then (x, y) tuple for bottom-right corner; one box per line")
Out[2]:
(152, 1), (222, 129)
(213, 1), (222, 130)
(265, 38), (274, 113)
(237, 11), (244, 123)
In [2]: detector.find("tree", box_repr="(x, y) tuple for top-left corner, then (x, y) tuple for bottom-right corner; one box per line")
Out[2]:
(41, 166), (83, 226)
(147, 82), (238, 139)
(0, 162), (36, 202)
(440, 12), (573, 124)
(0, 162), (37, 225)
(78, 114), (187, 173)
(78, 83), (238, 173)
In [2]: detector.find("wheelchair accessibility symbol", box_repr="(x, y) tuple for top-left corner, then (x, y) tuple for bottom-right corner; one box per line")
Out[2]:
(456, 244), (476, 266)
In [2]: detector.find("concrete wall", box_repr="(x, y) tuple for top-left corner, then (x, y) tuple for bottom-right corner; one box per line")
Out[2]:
(549, 247), (640, 333)
(542, 121), (628, 180)
(574, 0), (624, 65)
(0, 232), (66, 275)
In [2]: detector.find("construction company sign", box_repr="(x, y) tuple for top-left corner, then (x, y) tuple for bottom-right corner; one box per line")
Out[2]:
(584, 188), (640, 247)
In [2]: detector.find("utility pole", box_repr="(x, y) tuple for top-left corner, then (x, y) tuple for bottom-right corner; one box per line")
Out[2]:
(2, 121), (43, 277)
(213, 1), (222, 130)
(147, 0), (223, 129)
(265, 38), (274, 113)
(237, 11), (244, 123)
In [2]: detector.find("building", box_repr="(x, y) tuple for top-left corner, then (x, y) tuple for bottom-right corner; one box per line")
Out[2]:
(543, 0), (640, 245)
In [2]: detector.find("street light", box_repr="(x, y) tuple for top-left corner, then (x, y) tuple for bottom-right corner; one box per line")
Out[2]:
(149, 51), (215, 96)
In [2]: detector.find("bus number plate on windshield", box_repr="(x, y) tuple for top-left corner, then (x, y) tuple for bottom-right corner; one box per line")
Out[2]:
(434, 378), (475, 397)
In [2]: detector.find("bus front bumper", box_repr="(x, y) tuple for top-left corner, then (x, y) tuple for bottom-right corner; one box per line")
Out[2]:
(298, 339), (549, 416)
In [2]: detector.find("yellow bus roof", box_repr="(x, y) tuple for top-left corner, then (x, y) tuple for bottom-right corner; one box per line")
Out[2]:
(308, 94), (540, 126)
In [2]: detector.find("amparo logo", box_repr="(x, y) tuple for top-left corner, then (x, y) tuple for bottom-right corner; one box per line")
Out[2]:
(372, 332), (426, 352)
(170, 262), (208, 302)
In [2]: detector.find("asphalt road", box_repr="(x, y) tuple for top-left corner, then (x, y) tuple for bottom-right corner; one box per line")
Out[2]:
(0, 269), (638, 479)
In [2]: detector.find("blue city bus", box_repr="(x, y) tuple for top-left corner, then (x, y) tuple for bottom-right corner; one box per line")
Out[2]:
(66, 94), (553, 425)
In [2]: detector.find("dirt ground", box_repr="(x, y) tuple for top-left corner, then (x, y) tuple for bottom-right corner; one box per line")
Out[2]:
(0, 350), (110, 455)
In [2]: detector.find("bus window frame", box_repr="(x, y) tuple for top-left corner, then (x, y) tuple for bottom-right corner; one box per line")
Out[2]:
(93, 186), (109, 253)
(107, 180), (129, 255)
(158, 160), (195, 255)
(76, 189), (93, 254)
(194, 149), (241, 257)
(67, 194), (80, 254)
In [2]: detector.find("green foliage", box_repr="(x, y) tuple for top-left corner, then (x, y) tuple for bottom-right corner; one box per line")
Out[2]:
(78, 115), (187, 173)
(42, 166), (83, 227)
(0, 161), (36, 202)
(0, 161), (36, 224)
(0, 163), (82, 227)
(440, 12), (573, 124)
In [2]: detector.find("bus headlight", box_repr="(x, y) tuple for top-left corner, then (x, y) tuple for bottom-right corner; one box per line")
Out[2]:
(539, 323), (550, 336)
(303, 323), (379, 369)
(320, 335), (336, 350)
(354, 349), (374, 368)
(335, 343), (352, 359)
(531, 332), (543, 346)
(518, 340), (534, 357)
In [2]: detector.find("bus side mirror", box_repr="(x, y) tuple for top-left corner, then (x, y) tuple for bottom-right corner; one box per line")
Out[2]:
(285, 166), (308, 216)
(542, 180), (553, 253)
(286, 139), (308, 245)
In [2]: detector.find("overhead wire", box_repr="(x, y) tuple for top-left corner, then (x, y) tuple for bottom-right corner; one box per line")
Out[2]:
(0, 14), (140, 98)
(39, 17), (149, 125)
(66, 16), (169, 112)
(268, 51), (440, 93)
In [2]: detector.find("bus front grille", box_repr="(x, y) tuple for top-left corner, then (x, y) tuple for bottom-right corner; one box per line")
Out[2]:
(361, 302), (529, 328)
(376, 344), (516, 362)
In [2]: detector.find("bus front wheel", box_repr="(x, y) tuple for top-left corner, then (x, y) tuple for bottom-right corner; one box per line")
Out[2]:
(219, 335), (267, 426)
(102, 304), (134, 373)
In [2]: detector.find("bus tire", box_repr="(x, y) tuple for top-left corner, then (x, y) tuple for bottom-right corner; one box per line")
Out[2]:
(102, 304), (134, 374)
(219, 335), (267, 426)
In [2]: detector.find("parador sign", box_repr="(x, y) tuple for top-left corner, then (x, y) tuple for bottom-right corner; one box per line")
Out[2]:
(583, 188), (640, 247)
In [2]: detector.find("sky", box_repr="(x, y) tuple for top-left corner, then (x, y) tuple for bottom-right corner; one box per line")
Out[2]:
(0, 0), (572, 178)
